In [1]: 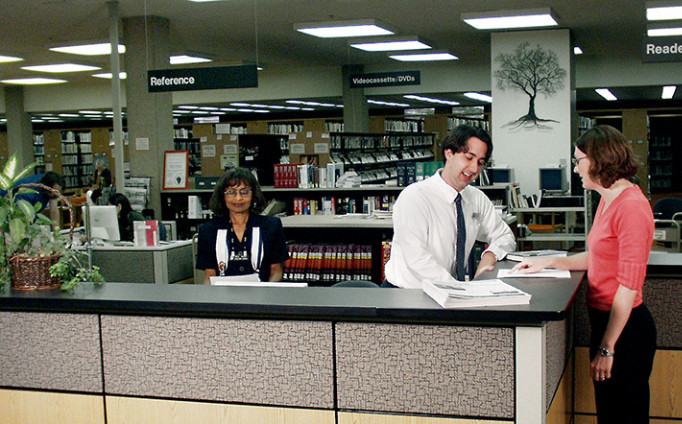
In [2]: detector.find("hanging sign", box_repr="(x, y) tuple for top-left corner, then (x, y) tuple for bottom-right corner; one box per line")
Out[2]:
(148, 65), (258, 92)
(642, 36), (682, 63)
(349, 71), (420, 88)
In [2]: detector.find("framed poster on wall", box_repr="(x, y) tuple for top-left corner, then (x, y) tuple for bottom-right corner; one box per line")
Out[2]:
(163, 150), (189, 190)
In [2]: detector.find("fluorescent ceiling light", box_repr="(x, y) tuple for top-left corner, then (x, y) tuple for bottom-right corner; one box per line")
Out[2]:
(464, 92), (493, 103)
(404, 94), (459, 106)
(662, 85), (677, 99)
(50, 43), (125, 56)
(1, 78), (67, 85)
(595, 88), (617, 101)
(231, 102), (251, 107)
(178, 105), (199, 109)
(237, 108), (254, 113)
(647, 23), (682, 36)
(79, 110), (102, 114)
(58, 113), (80, 118)
(199, 106), (219, 110)
(294, 19), (395, 38)
(22, 63), (101, 73)
(170, 55), (212, 64)
(220, 107), (236, 112)
(574, 46), (583, 55)
(462, 8), (558, 30)
(368, 99), (410, 107)
(92, 72), (127, 79)
(0, 55), (23, 63)
(350, 37), (431, 52)
(190, 110), (210, 114)
(647, 2), (682, 20)
(389, 51), (458, 62)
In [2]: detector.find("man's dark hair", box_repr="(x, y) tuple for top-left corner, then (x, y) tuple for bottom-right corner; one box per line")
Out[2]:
(38, 171), (64, 198)
(442, 124), (493, 162)
(209, 167), (266, 217)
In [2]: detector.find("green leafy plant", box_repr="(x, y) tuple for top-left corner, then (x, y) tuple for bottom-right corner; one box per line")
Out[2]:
(0, 153), (104, 290)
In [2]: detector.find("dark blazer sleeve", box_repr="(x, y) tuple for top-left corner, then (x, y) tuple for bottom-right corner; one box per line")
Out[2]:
(196, 221), (219, 272)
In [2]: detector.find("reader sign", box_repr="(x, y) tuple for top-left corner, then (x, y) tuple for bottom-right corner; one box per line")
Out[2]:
(148, 65), (258, 92)
(642, 36), (682, 63)
(349, 71), (420, 88)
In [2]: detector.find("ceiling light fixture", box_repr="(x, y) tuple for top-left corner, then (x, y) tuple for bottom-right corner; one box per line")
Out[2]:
(50, 43), (125, 56)
(368, 99), (411, 107)
(647, 1), (682, 20)
(574, 46), (583, 55)
(0, 78), (67, 85)
(170, 55), (212, 65)
(595, 88), (617, 101)
(294, 19), (395, 38)
(404, 94), (460, 106)
(0, 55), (23, 63)
(463, 92), (493, 103)
(389, 50), (458, 62)
(350, 36), (431, 52)
(92, 72), (127, 79)
(662, 85), (677, 99)
(462, 8), (559, 30)
(647, 21), (682, 36)
(22, 63), (101, 73)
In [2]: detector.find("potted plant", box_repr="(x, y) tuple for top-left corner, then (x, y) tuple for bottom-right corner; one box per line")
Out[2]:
(0, 154), (103, 290)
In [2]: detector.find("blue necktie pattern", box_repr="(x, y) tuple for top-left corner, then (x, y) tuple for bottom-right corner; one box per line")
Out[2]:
(455, 194), (466, 281)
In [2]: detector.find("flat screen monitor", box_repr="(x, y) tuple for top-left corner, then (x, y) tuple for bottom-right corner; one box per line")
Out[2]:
(82, 205), (120, 241)
(539, 167), (568, 193)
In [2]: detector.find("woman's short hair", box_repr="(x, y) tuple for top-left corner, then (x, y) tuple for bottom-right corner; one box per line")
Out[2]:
(442, 124), (493, 162)
(575, 125), (637, 188)
(209, 167), (266, 217)
(108, 193), (133, 217)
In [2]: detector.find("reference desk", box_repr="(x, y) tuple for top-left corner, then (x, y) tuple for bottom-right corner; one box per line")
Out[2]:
(0, 262), (583, 424)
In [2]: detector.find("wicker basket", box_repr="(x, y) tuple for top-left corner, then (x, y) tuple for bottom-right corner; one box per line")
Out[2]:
(7, 183), (74, 291)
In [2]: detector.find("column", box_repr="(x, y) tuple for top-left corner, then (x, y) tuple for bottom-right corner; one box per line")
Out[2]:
(4, 86), (34, 168)
(123, 15), (174, 215)
(341, 65), (369, 133)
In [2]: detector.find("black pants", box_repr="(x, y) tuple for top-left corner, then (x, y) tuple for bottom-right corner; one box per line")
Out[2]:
(588, 304), (657, 424)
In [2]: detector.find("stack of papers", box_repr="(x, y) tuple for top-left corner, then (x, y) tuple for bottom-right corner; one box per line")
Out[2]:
(423, 279), (531, 308)
(497, 268), (571, 279)
(506, 249), (567, 262)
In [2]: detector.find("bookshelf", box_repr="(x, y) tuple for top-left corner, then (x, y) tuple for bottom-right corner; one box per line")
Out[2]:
(268, 121), (304, 135)
(32, 132), (45, 174)
(174, 126), (201, 176)
(60, 130), (93, 189)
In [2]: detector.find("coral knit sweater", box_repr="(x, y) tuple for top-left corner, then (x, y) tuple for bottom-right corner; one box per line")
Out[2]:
(586, 186), (654, 311)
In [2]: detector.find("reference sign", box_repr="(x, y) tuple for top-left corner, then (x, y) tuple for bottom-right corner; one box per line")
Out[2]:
(642, 36), (682, 63)
(148, 65), (258, 92)
(349, 71), (420, 88)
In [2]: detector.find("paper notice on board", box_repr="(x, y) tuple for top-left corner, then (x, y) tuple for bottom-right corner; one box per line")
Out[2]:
(290, 143), (305, 154)
(314, 143), (329, 154)
(224, 144), (238, 155)
(202, 144), (216, 157)
(135, 137), (150, 151)
(221, 154), (238, 169)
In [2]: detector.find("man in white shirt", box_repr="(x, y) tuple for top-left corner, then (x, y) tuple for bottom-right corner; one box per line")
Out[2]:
(384, 124), (515, 289)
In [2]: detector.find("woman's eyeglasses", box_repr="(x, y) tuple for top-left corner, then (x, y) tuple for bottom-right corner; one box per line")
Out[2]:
(224, 188), (252, 198)
(571, 156), (588, 166)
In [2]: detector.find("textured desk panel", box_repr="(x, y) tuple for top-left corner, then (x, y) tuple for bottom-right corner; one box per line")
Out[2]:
(166, 244), (193, 283)
(93, 250), (155, 284)
(545, 317), (571, 411)
(0, 312), (102, 392)
(335, 322), (514, 418)
(100, 315), (334, 408)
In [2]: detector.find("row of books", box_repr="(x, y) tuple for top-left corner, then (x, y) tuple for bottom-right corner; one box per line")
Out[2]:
(329, 134), (433, 150)
(283, 243), (373, 283)
(509, 185), (543, 208)
(273, 163), (344, 188)
(291, 195), (397, 215)
(396, 161), (443, 186)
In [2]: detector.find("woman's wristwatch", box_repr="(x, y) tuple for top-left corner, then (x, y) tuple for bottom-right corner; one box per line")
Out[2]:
(598, 346), (614, 357)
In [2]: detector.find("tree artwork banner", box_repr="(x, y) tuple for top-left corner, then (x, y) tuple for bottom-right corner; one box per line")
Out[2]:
(494, 42), (567, 128)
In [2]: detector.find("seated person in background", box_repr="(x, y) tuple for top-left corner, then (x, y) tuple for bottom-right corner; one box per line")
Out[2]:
(92, 159), (112, 189)
(196, 167), (289, 284)
(383, 124), (516, 288)
(108, 193), (145, 242)
(11, 171), (65, 226)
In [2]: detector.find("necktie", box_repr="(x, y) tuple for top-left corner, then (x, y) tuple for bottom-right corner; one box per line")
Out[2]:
(455, 194), (466, 281)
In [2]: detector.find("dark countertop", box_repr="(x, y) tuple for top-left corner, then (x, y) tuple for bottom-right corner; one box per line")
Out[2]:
(0, 262), (584, 326)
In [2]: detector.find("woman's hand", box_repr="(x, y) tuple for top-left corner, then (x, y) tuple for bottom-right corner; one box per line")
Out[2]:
(590, 352), (614, 382)
(510, 257), (554, 274)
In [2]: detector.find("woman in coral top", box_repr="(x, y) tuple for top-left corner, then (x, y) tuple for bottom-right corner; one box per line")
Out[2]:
(513, 125), (656, 423)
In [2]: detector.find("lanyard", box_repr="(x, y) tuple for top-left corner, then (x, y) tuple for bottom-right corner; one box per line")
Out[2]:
(216, 226), (262, 276)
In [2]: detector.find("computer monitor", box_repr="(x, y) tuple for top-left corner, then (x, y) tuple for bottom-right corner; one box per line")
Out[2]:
(488, 167), (514, 184)
(539, 167), (568, 193)
(82, 205), (120, 241)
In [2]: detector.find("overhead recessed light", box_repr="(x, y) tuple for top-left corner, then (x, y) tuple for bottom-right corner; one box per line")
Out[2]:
(595, 88), (617, 101)
(92, 72), (127, 79)
(79, 110), (102, 114)
(351, 36), (431, 52)
(22, 63), (101, 73)
(237, 108), (255, 113)
(464, 92), (493, 103)
(389, 51), (458, 62)
(404, 94), (460, 106)
(462, 8), (559, 30)
(178, 105), (199, 109)
(662, 85), (677, 99)
(58, 113), (80, 118)
(1, 78), (67, 85)
(220, 107), (236, 112)
(368, 99), (411, 107)
(294, 19), (395, 38)
(647, 2), (682, 20)
(170, 55), (212, 65)
(647, 21), (682, 36)
(0, 55), (23, 63)
(574, 46), (583, 55)
(50, 43), (125, 56)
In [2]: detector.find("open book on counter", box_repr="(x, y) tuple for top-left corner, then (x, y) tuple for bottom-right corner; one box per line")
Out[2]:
(423, 279), (531, 308)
